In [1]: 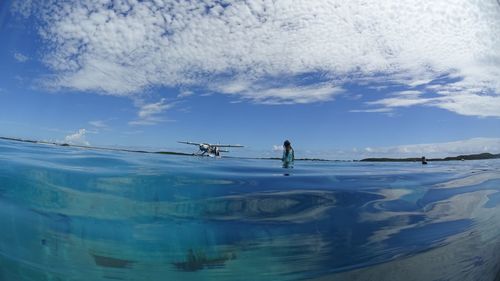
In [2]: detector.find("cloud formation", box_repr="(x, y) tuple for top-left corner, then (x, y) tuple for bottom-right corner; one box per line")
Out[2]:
(13, 52), (28, 62)
(64, 129), (89, 146)
(215, 80), (343, 104)
(363, 87), (500, 117)
(273, 145), (283, 152)
(177, 90), (193, 98)
(12, 0), (500, 112)
(89, 120), (107, 128)
(129, 98), (172, 125)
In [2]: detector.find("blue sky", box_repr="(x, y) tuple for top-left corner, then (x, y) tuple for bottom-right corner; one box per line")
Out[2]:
(1, 0), (500, 159)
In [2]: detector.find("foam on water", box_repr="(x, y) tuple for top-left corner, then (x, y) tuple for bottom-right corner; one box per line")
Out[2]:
(0, 139), (500, 281)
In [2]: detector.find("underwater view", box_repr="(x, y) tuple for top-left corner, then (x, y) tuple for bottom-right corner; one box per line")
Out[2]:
(1, 139), (500, 281)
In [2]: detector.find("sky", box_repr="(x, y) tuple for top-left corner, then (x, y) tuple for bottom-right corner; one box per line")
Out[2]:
(0, 0), (499, 159)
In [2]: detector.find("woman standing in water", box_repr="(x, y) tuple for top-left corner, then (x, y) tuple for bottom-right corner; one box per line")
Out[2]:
(282, 140), (295, 168)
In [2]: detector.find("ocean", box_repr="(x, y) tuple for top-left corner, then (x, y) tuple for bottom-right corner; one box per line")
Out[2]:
(0, 139), (499, 281)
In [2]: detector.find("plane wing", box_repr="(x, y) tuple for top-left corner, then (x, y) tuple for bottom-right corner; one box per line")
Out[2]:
(178, 141), (202, 146)
(178, 141), (244, 148)
(209, 144), (244, 148)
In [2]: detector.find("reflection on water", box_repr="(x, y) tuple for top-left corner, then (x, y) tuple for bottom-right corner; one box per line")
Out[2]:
(0, 140), (500, 281)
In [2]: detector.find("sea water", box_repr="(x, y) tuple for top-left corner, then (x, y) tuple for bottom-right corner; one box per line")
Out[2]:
(0, 139), (499, 281)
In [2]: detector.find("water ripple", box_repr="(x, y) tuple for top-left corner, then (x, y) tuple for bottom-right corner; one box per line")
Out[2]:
(1, 140), (500, 281)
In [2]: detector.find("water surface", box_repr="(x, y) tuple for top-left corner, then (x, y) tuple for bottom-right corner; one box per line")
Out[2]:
(0, 139), (500, 281)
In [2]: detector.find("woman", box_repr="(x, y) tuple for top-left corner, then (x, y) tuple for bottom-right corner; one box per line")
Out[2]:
(282, 140), (295, 168)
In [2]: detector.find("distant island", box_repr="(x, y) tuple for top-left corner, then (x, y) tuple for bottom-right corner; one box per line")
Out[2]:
(360, 153), (500, 162)
(1, 136), (499, 162)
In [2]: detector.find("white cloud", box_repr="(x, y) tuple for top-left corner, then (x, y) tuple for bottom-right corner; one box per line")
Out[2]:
(129, 98), (173, 126)
(138, 99), (170, 118)
(215, 80), (343, 104)
(89, 120), (107, 128)
(430, 93), (500, 118)
(64, 129), (89, 146)
(13, 52), (28, 62)
(273, 145), (283, 152)
(12, 1), (500, 113)
(367, 90), (432, 108)
(177, 90), (194, 98)
(364, 88), (500, 117)
(11, 0), (33, 17)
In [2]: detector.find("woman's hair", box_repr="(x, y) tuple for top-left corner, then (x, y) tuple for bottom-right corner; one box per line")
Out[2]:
(284, 140), (291, 157)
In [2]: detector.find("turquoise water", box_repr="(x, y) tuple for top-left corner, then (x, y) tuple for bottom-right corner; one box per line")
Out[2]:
(0, 139), (500, 281)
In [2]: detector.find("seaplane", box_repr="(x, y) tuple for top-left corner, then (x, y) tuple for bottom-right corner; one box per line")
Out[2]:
(178, 141), (244, 157)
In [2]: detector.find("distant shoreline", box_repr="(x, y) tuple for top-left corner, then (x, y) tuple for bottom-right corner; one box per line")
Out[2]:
(1, 136), (499, 162)
(359, 153), (500, 162)
(0, 136), (194, 157)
